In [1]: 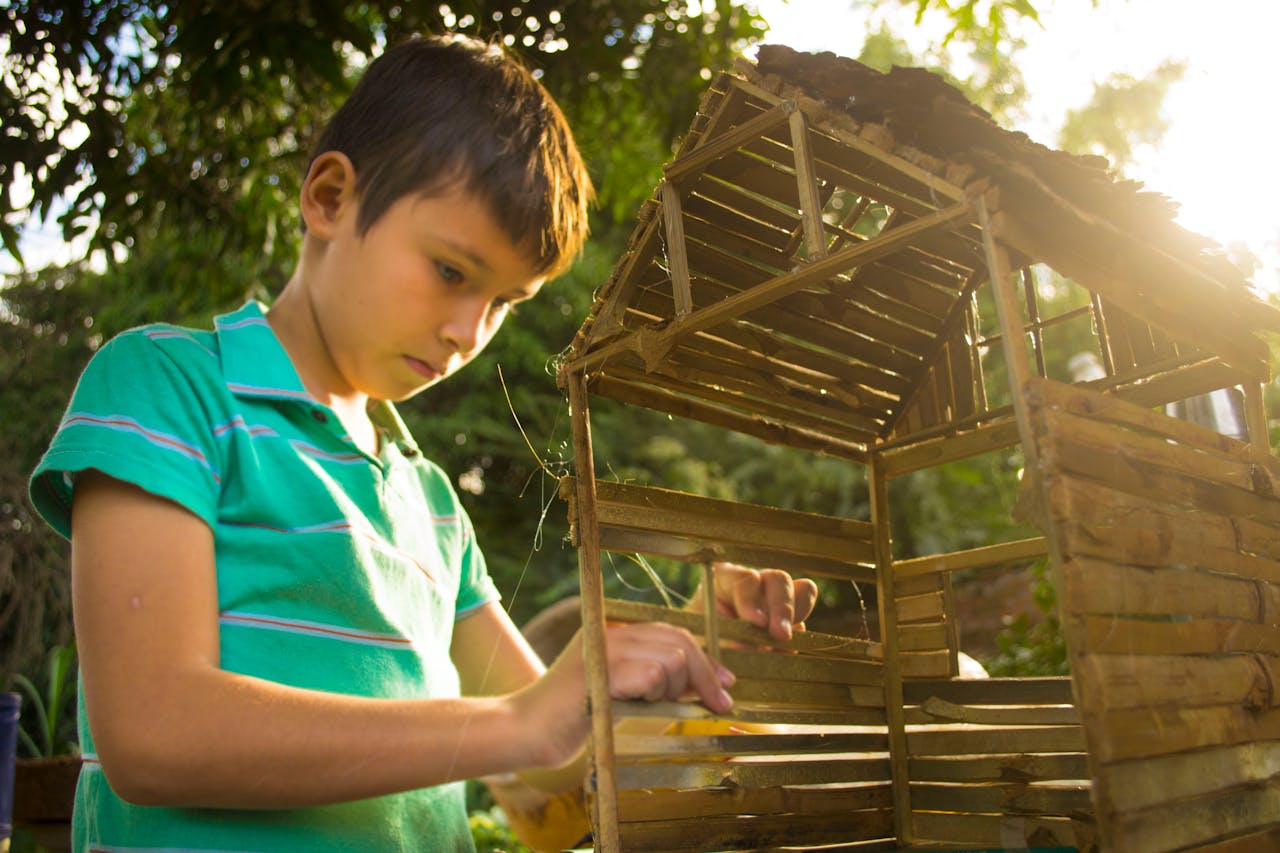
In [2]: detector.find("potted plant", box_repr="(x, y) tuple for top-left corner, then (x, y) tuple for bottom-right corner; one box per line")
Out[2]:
(8, 642), (80, 849)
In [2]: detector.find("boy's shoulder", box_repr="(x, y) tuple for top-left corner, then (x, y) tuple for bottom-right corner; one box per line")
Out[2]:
(105, 318), (222, 361)
(92, 302), (276, 384)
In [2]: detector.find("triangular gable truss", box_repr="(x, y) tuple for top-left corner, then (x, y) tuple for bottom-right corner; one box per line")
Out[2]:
(565, 49), (1280, 458)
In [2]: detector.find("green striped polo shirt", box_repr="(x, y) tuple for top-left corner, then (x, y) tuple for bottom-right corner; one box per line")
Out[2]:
(31, 300), (498, 852)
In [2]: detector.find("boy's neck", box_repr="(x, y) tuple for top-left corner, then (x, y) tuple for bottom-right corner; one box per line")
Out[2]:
(267, 274), (378, 455)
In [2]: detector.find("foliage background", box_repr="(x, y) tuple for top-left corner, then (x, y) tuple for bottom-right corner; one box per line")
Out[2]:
(3, 0), (1273, 729)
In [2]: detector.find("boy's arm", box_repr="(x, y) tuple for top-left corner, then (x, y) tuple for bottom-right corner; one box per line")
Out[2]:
(71, 470), (545, 808)
(72, 470), (731, 809)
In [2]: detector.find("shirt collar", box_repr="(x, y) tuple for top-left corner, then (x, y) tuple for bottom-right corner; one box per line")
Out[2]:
(214, 301), (423, 458)
(215, 301), (313, 403)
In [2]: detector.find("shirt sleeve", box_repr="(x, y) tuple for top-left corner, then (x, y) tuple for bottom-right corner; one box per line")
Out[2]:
(453, 505), (501, 618)
(29, 328), (224, 538)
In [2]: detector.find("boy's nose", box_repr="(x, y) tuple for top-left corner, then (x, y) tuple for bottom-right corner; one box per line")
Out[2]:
(441, 296), (492, 355)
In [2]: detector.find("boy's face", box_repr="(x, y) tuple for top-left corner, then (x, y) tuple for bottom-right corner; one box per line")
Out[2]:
(305, 176), (546, 403)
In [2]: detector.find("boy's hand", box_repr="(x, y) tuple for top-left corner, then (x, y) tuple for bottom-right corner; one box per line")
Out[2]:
(687, 561), (818, 642)
(518, 620), (733, 769)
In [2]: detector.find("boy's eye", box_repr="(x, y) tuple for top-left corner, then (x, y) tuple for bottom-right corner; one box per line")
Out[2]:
(436, 261), (463, 284)
(491, 297), (518, 318)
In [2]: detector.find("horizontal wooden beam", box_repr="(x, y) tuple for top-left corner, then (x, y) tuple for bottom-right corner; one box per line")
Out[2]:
(894, 536), (1049, 579)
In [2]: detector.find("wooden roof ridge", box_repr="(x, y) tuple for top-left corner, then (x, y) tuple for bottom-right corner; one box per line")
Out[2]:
(747, 44), (1268, 310)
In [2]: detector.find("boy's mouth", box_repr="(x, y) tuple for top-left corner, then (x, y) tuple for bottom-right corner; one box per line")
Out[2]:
(404, 355), (443, 382)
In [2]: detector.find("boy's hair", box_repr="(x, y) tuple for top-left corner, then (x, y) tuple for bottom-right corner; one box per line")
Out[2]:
(310, 33), (593, 278)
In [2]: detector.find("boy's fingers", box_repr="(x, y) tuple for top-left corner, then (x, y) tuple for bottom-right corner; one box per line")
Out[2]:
(710, 562), (767, 627)
(759, 569), (796, 640)
(605, 623), (733, 714)
(794, 578), (818, 628)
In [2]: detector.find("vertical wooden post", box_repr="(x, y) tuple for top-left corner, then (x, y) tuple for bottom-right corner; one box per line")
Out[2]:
(871, 454), (912, 846)
(981, 193), (1095, 759)
(789, 107), (827, 261)
(1243, 381), (1273, 463)
(941, 572), (960, 677)
(968, 295), (989, 413)
(660, 179), (694, 318)
(1089, 293), (1117, 377)
(977, 195), (1038, 463)
(566, 370), (621, 853)
(701, 562), (721, 668)
(1021, 267), (1047, 378)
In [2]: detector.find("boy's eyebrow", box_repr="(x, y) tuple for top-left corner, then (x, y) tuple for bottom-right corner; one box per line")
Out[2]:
(436, 236), (493, 273)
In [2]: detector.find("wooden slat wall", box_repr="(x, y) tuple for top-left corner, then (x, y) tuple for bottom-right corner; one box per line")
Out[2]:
(596, 598), (893, 852)
(900, 676), (1096, 849)
(1025, 377), (1280, 853)
(560, 476), (877, 582)
(894, 572), (954, 679)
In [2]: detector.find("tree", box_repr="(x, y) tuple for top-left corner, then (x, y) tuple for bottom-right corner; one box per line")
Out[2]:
(2, 0), (1198, 685)
(0, 0), (769, 677)
(1058, 59), (1187, 170)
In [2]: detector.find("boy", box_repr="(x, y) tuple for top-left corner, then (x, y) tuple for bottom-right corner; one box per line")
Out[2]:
(29, 33), (816, 851)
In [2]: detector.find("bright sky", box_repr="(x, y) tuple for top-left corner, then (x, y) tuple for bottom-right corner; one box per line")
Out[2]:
(752, 0), (1280, 295)
(8, 1), (1278, 293)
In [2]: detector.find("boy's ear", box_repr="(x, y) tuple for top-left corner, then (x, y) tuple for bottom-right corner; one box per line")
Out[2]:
(300, 151), (357, 239)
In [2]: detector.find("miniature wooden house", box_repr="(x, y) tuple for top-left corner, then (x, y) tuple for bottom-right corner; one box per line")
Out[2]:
(557, 45), (1280, 852)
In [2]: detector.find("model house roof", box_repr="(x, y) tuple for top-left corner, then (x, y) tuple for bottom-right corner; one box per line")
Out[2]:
(562, 45), (1279, 454)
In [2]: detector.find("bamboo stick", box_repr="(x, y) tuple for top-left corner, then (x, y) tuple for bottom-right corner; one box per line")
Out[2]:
(979, 195), (1037, 439)
(1073, 651), (1280, 712)
(1021, 266), (1048, 377)
(908, 753), (1089, 784)
(615, 755), (891, 792)
(1085, 704), (1280, 764)
(602, 598), (882, 660)
(1081, 614), (1280, 656)
(902, 676), (1075, 706)
(610, 699), (889, 728)
(717, 646), (883, 686)
(898, 623), (949, 651)
(1101, 737), (1280, 814)
(908, 725), (1087, 755)
(572, 215), (662, 355)
(700, 561), (720, 668)
(1245, 380), (1273, 463)
(908, 697), (1079, 726)
(663, 99), (797, 184)
(871, 455), (912, 846)
(617, 807), (896, 853)
(1106, 781), (1280, 853)
(614, 783), (893, 822)
(877, 415), (1022, 476)
(614, 731), (889, 761)
(1057, 558), (1280, 622)
(565, 371), (621, 853)
(910, 781), (1092, 815)
(898, 650), (952, 678)
(893, 536), (1048, 579)
(913, 812), (1085, 850)
(659, 180), (694, 317)
(1089, 292), (1116, 376)
(789, 107), (828, 260)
